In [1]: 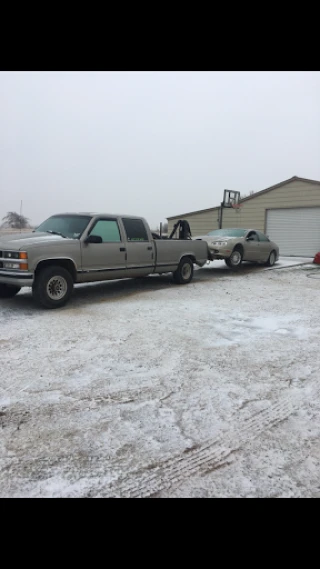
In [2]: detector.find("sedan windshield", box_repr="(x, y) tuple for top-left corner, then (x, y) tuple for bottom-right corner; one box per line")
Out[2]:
(207, 229), (247, 238)
(36, 215), (92, 239)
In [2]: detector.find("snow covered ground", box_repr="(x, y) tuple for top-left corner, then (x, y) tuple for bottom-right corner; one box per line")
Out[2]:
(0, 260), (320, 498)
(202, 256), (314, 271)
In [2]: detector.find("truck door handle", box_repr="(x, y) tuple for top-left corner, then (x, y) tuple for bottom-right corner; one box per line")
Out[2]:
(120, 247), (126, 252)
(147, 246), (152, 250)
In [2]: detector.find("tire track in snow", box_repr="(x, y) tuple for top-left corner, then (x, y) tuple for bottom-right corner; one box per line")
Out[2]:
(103, 392), (300, 498)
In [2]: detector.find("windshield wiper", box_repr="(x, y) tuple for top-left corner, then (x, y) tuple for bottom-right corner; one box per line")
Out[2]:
(45, 230), (66, 238)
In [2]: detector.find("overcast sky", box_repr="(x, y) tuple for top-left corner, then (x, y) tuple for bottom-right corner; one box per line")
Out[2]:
(1, 71), (319, 228)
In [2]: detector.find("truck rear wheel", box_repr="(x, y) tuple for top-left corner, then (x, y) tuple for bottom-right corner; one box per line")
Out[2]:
(33, 265), (74, 309)
(0, 284), (21, 298)
(173, 257), (194, 284)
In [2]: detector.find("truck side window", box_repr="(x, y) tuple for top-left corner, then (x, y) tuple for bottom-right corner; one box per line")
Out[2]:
(89, 220), (121, 243)
(122, 219), (149, 242)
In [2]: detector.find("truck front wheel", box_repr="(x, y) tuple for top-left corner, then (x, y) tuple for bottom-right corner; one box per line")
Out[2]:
(173, 257), (194, 284)
(0, 284), (21, 298)
(33, 265), (74, 309)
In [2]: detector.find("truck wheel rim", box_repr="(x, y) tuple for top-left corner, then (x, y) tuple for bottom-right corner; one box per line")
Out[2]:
(47, 276), (68, 300)
(231, 251), (241, 265)
(182, 263), (192, 280)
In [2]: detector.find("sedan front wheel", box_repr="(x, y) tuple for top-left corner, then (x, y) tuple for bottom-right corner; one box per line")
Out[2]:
(225, 248), (243, 269)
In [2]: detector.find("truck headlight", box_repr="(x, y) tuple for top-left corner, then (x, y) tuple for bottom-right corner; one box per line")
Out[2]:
(3, 262), (21, 269)
(4, 251), (20, 259)
(4, 251), (28, 259)
(2, 252), (28, 270)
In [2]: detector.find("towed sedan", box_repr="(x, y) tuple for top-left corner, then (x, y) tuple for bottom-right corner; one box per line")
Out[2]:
(193, 228), (279, 269)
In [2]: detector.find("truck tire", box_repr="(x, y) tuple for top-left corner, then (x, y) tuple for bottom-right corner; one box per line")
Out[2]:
(225, 247), (243, 269)
(33, 265), (74, 309)
(0, 284), (21, 298)
(173, 257), (194, 284)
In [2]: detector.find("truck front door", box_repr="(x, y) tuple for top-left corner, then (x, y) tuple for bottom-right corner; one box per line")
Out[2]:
(80, 218), (127, 281)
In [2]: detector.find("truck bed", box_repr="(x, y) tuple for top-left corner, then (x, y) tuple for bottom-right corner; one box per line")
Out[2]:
(154, 239), (208, 273)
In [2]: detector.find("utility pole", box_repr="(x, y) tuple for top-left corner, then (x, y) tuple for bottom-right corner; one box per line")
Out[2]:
(20, 200), (23, 233)
(219, 201), (224, 229)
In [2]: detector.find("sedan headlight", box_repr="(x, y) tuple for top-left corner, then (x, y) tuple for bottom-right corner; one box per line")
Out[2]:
(213, 240), (228, 247)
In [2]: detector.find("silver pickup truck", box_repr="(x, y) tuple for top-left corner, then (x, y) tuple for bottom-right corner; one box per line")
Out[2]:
(0, 213), (209, 308)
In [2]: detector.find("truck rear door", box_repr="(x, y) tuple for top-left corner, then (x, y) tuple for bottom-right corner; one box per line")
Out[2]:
(121, 218), (155, 276)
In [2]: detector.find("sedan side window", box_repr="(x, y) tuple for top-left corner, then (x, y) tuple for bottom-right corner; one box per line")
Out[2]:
(247, 232), (259, 242)
(257, 231), (270, 242)
(89, 220), (121, 243)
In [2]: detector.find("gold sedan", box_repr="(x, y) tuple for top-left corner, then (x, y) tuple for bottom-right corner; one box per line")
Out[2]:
(194, 228), (280, 269)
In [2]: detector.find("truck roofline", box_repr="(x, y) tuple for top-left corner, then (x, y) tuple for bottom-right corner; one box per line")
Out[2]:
(43, 213), (149, 220)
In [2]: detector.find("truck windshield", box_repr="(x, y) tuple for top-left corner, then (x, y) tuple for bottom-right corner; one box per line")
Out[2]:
(207, 229), (247, 237)
(36, 215), (92, 239)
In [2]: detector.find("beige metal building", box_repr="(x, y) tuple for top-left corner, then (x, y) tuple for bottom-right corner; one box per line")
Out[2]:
(167, 176), (320, 257)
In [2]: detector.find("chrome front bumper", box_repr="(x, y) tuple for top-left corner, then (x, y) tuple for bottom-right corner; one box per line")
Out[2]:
(0, 270), (34, 287)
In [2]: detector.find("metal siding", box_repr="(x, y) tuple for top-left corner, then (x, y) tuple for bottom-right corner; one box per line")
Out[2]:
(243, 180), (320, 208)
(222, 181), (320, 232)
(168, 210), (220, 237)
(167, 180), (320, 238)
(266, 208), (320, 257)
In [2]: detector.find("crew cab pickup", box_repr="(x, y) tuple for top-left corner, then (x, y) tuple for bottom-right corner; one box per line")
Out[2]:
(0, 213), (209, 308)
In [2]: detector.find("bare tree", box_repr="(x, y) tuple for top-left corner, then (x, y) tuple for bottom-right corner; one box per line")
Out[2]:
(2, 212), (30, 229)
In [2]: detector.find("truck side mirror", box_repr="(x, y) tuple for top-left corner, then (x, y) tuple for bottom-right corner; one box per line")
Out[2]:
(85, 235), (103, 244)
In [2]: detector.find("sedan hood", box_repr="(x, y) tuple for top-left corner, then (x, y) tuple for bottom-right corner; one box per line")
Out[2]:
(193, 235), (236, 242)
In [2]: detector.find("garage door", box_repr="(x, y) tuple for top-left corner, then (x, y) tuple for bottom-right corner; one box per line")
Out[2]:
(266, 208), (320, 257)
